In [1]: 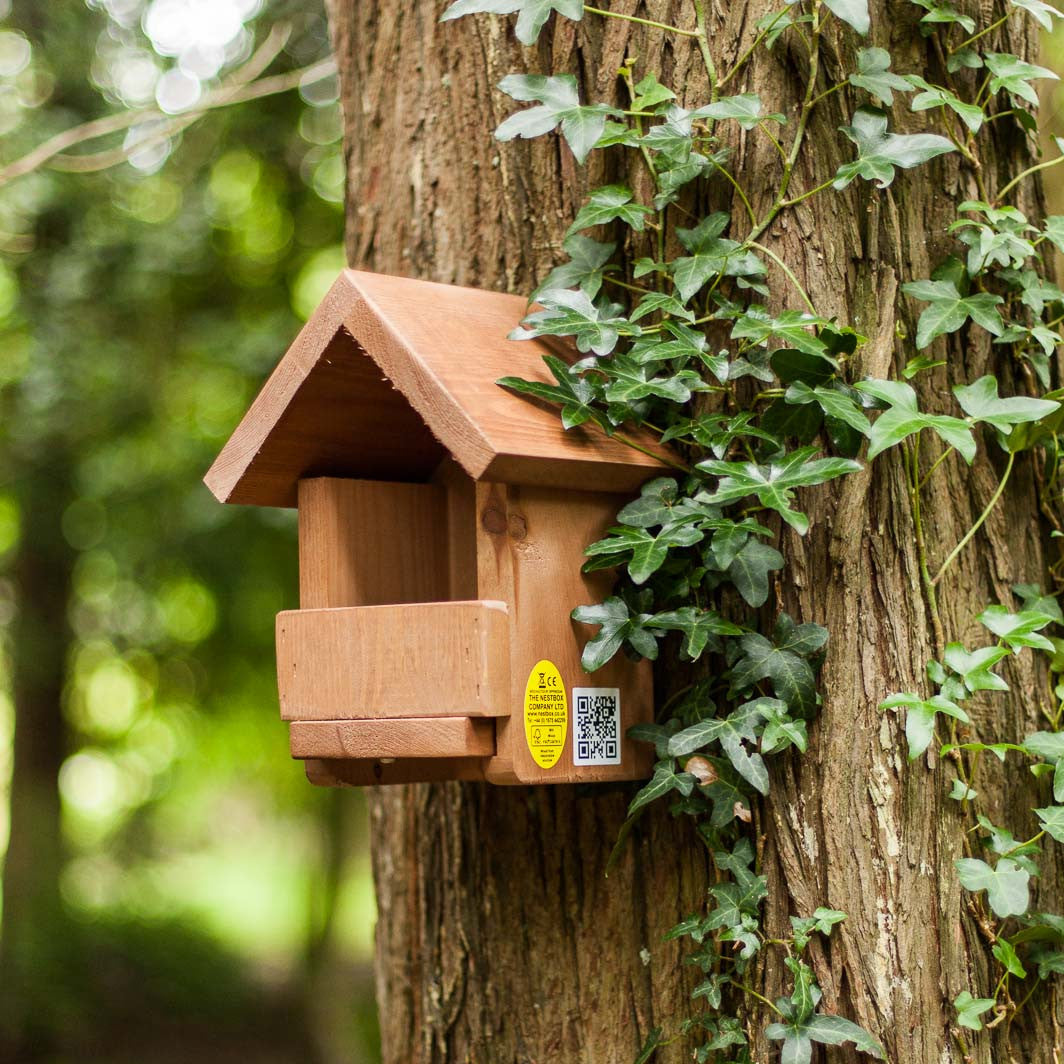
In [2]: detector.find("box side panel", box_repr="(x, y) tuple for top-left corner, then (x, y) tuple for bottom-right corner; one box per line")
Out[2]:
(476, 483), (655, 785)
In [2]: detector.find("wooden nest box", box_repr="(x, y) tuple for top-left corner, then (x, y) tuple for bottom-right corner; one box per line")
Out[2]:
(206, 270), (665, 786)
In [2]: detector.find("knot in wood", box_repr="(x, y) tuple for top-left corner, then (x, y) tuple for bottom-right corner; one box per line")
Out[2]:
(480, 506), (508, 534)
(507, 513), (527, 541)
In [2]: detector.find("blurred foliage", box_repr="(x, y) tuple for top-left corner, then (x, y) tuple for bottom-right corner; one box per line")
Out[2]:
(0, 1), (377, 1061)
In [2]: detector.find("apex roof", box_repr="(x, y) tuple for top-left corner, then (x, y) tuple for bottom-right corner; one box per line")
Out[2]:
(205, 269), (668, 507)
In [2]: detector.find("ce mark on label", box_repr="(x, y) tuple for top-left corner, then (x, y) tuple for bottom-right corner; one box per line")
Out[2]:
(537, 671), (560, 689)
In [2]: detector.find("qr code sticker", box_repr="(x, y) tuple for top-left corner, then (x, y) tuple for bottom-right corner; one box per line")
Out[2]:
(572, 687), (621, 766)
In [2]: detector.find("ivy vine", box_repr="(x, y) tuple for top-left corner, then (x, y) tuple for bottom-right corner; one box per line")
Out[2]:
(443, 0), (1064, 1058)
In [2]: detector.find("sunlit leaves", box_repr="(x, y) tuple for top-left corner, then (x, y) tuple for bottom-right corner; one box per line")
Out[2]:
(766, 1010), (885, 1064)
(901, 280), (1003, 348)
(909, 0), (976, 33)
(1011, 0), (1064, 29)
(984, 52), (1058, 107)
(1035, 805), (1064, 843)
(509, 288), (633, 354)
(834, 107), (954, 189)
(953, 376), (1060, 436)
(854, 378), (976, 463)
(568, 184), (653, 234)
(850, 48), (912, 106)
(671, 214), (764, 303)
(822, 0), (870, 34)
(497, 353), (600, 428)
(533, 234), (615, 298)
(954, 991), (996, 1031)
(977, 605), (1055, 653)
(698, 447), (861, 535)
(956, 857), (1030, 918)
(700, 93), (785, 131)
(880, 692), (969, 760)
(441, 0), (583, 43)
(495, 74), (616, 163)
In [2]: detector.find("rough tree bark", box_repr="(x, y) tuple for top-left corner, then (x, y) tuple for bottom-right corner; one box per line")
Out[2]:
(326, 2), (1063, 1060)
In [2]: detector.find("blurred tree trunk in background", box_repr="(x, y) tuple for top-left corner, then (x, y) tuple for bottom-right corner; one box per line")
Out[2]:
(0, 461), (75, 1059)
(326, 2), (1061, 1061)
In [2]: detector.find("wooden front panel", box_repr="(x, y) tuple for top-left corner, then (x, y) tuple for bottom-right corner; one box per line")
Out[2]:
(289, 717), (495, 759)
(475, 482), (655, 785)
(276, 601), (510, 721)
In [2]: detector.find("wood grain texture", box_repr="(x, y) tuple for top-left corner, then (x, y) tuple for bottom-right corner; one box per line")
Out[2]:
(290, 718), (495, 759)
(476, 481), (655, 785)
(276, 601), (510, 721)
(328, 1), (1064, 1061)
(298, 478), (448, 609)
(204, 270), (668, 508)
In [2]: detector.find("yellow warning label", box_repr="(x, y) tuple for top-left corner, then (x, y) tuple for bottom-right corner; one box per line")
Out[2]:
(524, 659), (567, 770)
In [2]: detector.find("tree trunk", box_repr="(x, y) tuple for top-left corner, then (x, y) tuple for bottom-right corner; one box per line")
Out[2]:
(326, 2), (1063, 1060)
(0, 462), (75, 1060)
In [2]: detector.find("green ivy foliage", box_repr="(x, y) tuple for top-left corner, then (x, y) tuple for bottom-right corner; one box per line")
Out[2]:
(444, 0), (1064, 1058)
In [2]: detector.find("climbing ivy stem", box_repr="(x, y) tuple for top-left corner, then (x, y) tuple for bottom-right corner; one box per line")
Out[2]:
(932, 452), (1016, 587)
(910, 435), (946, 653)
(613, 430), (691, 473)
(950, 13), (1008, 54)
(809, 81), (845, 109)
(718, 162), (757, 227)
(918, 446), (955, 491)
(747, 240), (816, 313)
(745, 2), (822, 244)
(995, 153), (1064, 205)
(692, 0), (718, 99)
(718, 11), (785, 89)
(582, 5), (699, 37)
(731, 983), (783, 1015)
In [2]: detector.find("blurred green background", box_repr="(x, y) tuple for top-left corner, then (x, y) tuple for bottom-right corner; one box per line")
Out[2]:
(0, 1), (377, 1060)
(3, 2), (1064, 1062)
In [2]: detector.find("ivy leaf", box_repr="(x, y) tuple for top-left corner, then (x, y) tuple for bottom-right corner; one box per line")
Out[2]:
(510, 288), (632, 355)
(854, 378), (976, 464)
(627, 760), (695, 815)
(834, 107), (954, 189)
(822, 0), (870, 33)
(616, 477), (692, 527)
(850, 48), (913, 106)
(585, 522), (705, 584)
(953, 376), (1061, 436)
(533, 234), (615, 299)
(496, 75), (617, 163)
(766, 1012), (885, 1064)
(1036, 805), (1064, 843)
(950, 779), (977, 801)
(984, 52), (1058, 107)
(1015, 583), (1064, 623)
(790, 908), (847, 951)
(978, 605), (1055, 653)
(646, 607), (743, 660)
(671, 214), (764, 303)
(902, 280), (1003, 348)
(698, 446), (861, 535)
(786, 381), (871, 436)
(699, 93), (785, 130)
(602, 354), (707, 406)
(955, 857), (1030, 918)
(668, 699), (773, 794)
(954, 991), (996, 1031)
(567, 184), (653, 235)
(1011, 0), (1064, 29)
(633, 1026), (664, 1064)
(572, 596), (658, 670)
(630, 73), (675, 113)
(880, 692), (969, 760)
(705, 870), (769, 930)
(497, 353), (600, 429)
(761, 700), (808, 754)
(728, 538), (785, 607)
(729, 619), (829, 718)
(629, 291), (696, 324)
(910, 0), (976, 33)
(732, 306), (831, 358)
(943, 643), (1010, 693)
(1025, 731), (1064, 802)
(440, 0), (583, 44)
(905, 75), (985, 133)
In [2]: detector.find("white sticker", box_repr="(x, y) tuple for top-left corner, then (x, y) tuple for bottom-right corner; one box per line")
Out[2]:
(572, 687), (622, 766)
